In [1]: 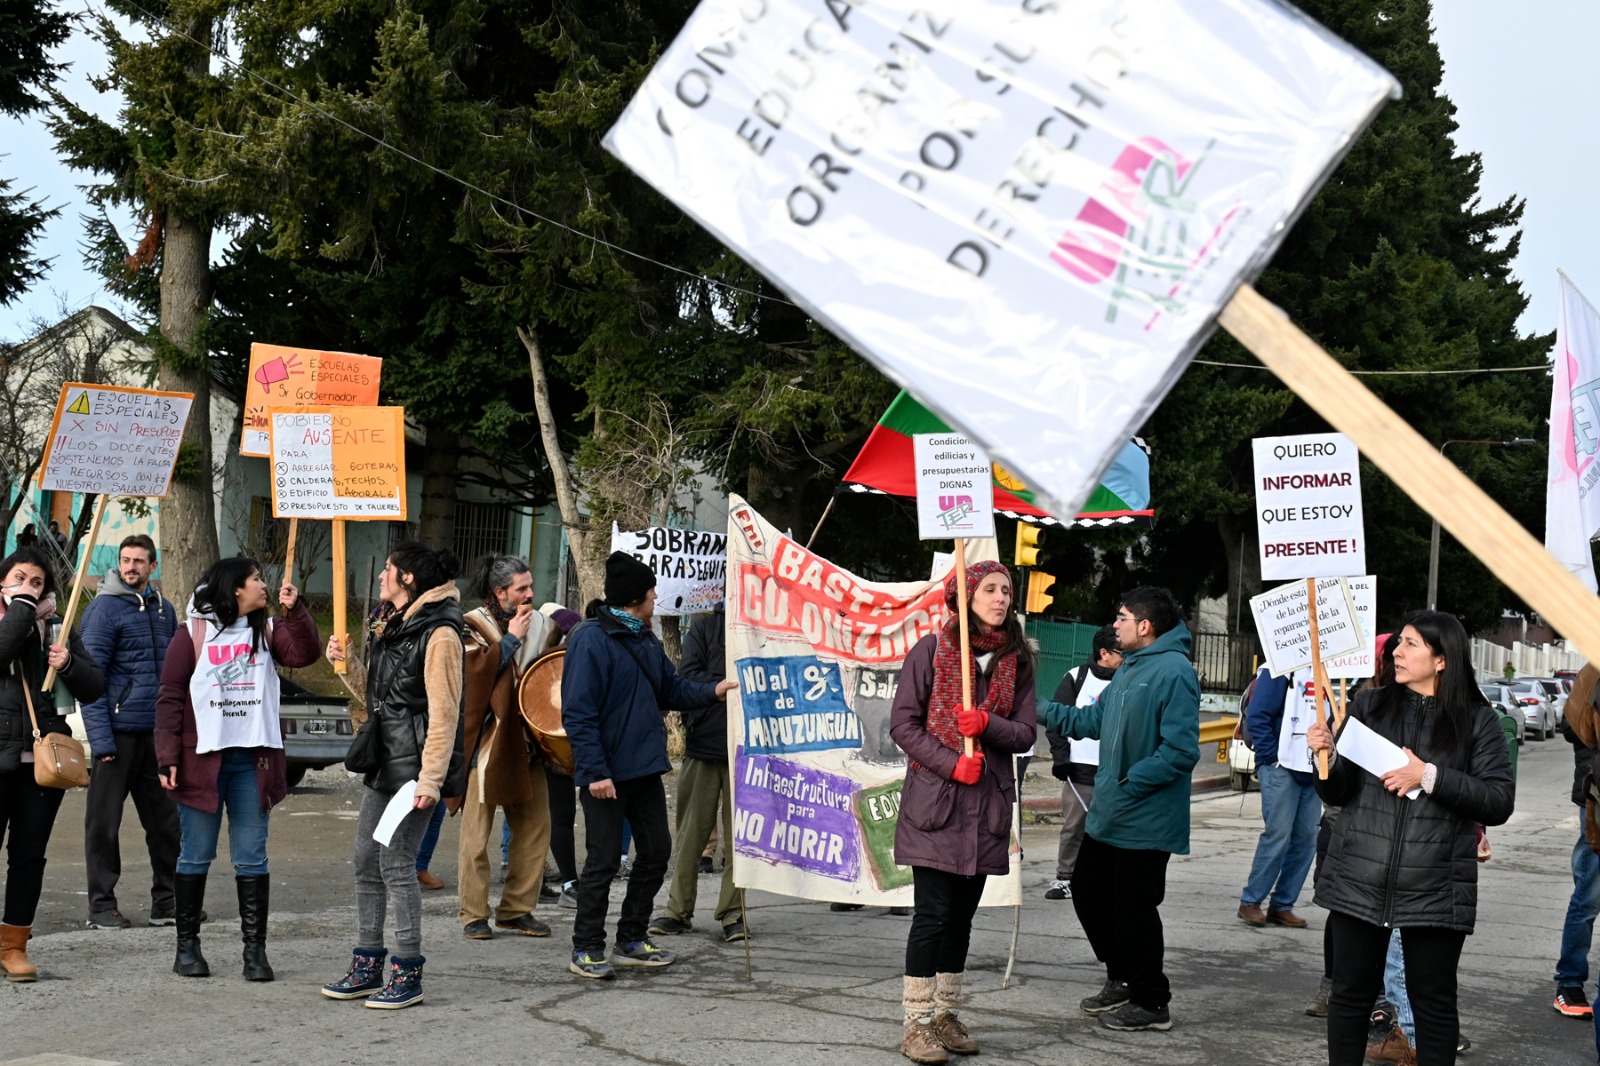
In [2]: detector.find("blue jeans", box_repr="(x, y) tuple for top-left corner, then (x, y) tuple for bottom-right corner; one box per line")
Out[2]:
(1240, 762), (1321, 910)
(1384, 928), (1414, 1040)
(1558, 833), (1600, 988)
(414, 802), (447, 872)
(176, 750), (270, 876)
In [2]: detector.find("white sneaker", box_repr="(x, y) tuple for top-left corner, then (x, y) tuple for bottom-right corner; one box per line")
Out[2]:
(1044, 879), (1071, 900)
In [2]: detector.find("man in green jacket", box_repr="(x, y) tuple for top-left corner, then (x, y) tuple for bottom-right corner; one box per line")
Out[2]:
(1040, 586), (1200, 1033)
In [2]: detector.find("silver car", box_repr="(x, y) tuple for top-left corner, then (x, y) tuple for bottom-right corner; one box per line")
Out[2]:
(1480, 681), (1555, 741)
(1528, 678), (1569, 724)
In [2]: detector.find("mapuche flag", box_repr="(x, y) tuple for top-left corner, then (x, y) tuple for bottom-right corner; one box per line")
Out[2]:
(841, 392), (1152, 528)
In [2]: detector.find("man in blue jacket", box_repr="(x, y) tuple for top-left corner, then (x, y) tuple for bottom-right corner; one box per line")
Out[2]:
(562, 552), (735, 979)
(1237, 665), (1319, 930)
(1040, 586), (1200, 1033)
(80, 535), (180, 928)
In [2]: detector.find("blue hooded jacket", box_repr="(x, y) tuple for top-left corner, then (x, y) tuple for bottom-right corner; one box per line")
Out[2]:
(79, 569), (178, 756)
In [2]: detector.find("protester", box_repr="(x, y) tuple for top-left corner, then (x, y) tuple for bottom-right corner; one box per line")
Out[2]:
(321, 542), (464, 1009)
(1308, 611), (1514, 1066)
(80, 534), (181, 930)
(889, 560), (1037, 1064)
(536, 602), (583, 907)
(1554, 664), (1600, 1020)
(155, 557), (320, 981)
(1043, 624), (1120, 902)
(562, 552), (734, 980)
(1040, 586), (1201, 1033)
(0, 546), (105, 981)
(1237, 664), (1320, 929)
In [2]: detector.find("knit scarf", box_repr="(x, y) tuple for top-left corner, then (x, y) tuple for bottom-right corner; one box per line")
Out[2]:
(606, 605), (646, 633)
(926, 624), (1017, 754)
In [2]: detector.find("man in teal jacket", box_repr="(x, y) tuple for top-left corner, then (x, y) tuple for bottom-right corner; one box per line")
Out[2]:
(1040, 586), (1200, 1033)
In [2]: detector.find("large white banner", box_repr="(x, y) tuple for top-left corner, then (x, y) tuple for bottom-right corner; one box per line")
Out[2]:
(725, 494), (1019, 906)
(610, 524), (727, 615)
(1546, 271), (1600, 592)
(1253, 432), (1366, 580)
(606, 0), (1397, 521)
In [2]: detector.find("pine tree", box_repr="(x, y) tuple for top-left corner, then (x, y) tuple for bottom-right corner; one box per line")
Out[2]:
(0, 0), (71, 306)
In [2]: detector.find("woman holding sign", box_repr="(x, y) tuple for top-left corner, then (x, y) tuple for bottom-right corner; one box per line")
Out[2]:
(890, 559), (1036, 1064)
(1307, 611), (1513, 1066)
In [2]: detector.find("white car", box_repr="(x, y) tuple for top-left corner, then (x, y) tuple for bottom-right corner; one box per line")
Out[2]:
(1528, 678), (1568, 724)
(1481, 681), (1555, 741)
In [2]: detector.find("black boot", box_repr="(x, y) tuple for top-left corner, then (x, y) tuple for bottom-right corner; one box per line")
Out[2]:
(237, 875), (274, 981)
(173, 873), (210, 977)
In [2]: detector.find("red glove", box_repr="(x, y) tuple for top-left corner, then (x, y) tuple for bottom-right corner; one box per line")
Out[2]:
(952, 752), (984, 785)
(957, 707), (989, 738)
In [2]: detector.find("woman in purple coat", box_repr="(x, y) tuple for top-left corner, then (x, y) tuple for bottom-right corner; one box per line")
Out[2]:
(890, 559), (1038, 1064)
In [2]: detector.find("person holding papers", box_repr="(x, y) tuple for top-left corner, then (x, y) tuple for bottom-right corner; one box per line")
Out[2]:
(321, 543), (464, 1010)
(1307, 611), (1513, 1066)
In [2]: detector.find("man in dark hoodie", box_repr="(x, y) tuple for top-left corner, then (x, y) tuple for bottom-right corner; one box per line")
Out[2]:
(80, 534), (180, 929)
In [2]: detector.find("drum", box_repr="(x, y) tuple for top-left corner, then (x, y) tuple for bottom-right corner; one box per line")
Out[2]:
(518, 648), (574, 776)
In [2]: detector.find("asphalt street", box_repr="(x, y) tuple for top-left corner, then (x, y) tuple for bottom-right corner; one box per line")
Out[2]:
(3, 733), (1596, 1066)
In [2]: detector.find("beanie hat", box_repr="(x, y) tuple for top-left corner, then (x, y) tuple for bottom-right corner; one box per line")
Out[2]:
(943, 558), (1010, 611)
(550, 608), (582, 634)
(605, 551), (657, 606)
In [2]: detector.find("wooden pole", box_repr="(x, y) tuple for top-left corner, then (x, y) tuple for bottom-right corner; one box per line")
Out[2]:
(804, 496), (836, 550)
(331, 519), (348, 675)
(1221, 283), (1600, 665)
(1307, 578), (1330, 779)
(44, 493), (110, 690)
(954, 538), (974, 758)
(282, 518), (299, 591)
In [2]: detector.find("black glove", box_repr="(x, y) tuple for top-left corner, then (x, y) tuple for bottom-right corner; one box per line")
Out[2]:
(8, 592), (38, 612)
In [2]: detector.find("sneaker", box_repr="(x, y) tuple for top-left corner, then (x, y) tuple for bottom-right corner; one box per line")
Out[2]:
(495, 913), (552, 937)
(1044, 879), (1071, 901)
(148, 901), (177, 927)
(722, 920), (748, 942)
(320, 948), (387, 1000)
(559, 881), (579, 909)
(463, 919), (494, 940)
(538, 882), (560, 903)
(570, 949), (615, 980)
(612, 939), (676, 968)
(649, 915), (692, 936)
(697, 856), (714, 875)
(829, 902), (865, 912)
(1555, 987), (1594, 1019)
(617, 858), (634, 880)
(86, 909), (132, 930)
(1458, 1034), (1472, 1053)
(1080, 979), (1131, 1014)
(365, 956), (424, 1009)
(1098, 1001), (1172, 1031)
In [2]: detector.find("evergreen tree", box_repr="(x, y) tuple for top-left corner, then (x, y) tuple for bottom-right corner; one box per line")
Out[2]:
(0, 0), (71, 306)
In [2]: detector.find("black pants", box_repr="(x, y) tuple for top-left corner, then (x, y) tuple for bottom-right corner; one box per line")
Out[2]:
(905, 866), (987, 978)
(573, 774), (670, 954)
(548, 769), (578, 883)
(85, 731), (180, 913)
(0, 767), (66, 926)
(1071, 833), (1173, 1009)
(1327, 911), (1465, 1066)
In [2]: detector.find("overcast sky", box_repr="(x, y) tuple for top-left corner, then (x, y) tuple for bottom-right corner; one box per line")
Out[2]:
(1, 3), (1595, 347)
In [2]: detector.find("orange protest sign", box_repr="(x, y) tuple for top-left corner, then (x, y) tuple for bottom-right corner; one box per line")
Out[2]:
(267, 406), (407, 520)
(241, 343), (381, 456)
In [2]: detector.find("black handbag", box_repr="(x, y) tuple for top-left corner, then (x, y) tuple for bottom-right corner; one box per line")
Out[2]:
(344, 715), (382, 774)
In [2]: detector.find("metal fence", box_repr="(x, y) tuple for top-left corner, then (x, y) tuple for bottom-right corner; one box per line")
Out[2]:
(1192, 631), (1260, 696)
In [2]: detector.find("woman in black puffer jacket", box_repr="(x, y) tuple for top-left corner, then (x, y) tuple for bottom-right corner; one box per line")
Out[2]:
(1308, 611), (1513, 1066)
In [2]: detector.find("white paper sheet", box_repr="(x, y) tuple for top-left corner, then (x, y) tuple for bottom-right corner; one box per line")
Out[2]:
(1335, 718), (1421, 800)
(373, 780), (420, 846)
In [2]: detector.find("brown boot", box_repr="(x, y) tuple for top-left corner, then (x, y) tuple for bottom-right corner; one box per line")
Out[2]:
(932, 972), (979, 1054)
(1366, 1023), (1414, 1063)
(902, 975), (949, 1064)
(1, 923), (37, 982)
(1237, 903), (1267, 926)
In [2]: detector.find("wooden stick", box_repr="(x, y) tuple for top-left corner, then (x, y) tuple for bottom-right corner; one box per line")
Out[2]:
(954, 538), (974, 758)
(44, 493), (110, 691)
(331, 519), (348, 675)
(282, 518), (299, 591)
(1307, 578), (1330, 779)
(804, 496), (836, 550)
(1221, 283), (1600, 666)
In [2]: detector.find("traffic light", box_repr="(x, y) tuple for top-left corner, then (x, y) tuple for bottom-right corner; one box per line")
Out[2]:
(1025, 571), (1056, 614)
(1014, 523), (1045, 567)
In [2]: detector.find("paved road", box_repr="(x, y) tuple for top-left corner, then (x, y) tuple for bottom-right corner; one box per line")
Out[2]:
(4, 733), (1595, 1065)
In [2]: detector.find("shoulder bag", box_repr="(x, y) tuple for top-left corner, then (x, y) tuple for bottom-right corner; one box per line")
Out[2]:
(24, 665), (89, 789)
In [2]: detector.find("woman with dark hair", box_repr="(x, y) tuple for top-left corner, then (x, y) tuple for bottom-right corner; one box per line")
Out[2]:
(1308, 611), (1514, 1066)
(321, 542), (464, 1010)
(155, 556), (320, 982)
(889, 560), (1037, 1063)
(0, 547), (104, 981)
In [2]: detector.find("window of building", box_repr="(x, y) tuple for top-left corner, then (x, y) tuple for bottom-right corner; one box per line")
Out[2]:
(454, 501), (513, 565)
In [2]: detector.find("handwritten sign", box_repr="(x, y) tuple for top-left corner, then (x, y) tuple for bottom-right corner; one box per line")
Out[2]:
(268, 406), (407, 519)
(1249, 577), (1365, 678)
(38, 383), (194, 497)
(609, 524), (727, 615)
(241, 343), (382, 457)
(913, 433), (995, 540)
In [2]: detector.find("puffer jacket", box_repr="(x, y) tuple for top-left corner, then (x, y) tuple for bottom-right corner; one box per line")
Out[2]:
(78, 570), (178, 756)
(1314, 686), (1514, 932)
(0, 596), (105, 773)
(362, 584), (465, 799)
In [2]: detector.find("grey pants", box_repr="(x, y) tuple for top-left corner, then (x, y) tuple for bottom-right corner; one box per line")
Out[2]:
(1056, 779), (1095, 880)
(354, 785), (434, 959)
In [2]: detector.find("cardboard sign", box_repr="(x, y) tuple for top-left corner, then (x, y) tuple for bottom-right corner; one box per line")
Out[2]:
(912, 433), (996, 540)
(1249, 577), (1364, 678)
(1323, 575), (1378, 680)
(241, 343), (382, 457)
(1254, 432), (1366, 580)
(609, 524), (727, 615)
(605, 0), (1397, 525)
(268, 407), (407, 519)
(38, 383), (194, 497)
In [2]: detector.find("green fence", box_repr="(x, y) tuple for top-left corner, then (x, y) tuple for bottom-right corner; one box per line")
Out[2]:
(1025, 618), (1101, 701)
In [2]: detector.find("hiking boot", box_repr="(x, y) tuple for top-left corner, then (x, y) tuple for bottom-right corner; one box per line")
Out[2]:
(612, 939), (675, 968)
(463, 919), (494, 940)
(416, 869), (445, 890)
(496, 913), (551, 937)
(1555, 986), (1594, 1019)
(1366, 1023), (1412, 1062)
(87, 908), (132, 930)
(1236, 903), (1267, 927)
(931, 1013), (978, 1055)
(1305, 976), (1332, 1017)
(570, 949), (615, 980)
(722, 920), (748, 943)
(321, 947), (387, 999)
(649, 915), (692, 935)
(1098, 1001), (1172, 1031)
(1044, 879), (1071, 900)
(900, 1021), (949, 1064)
(365, 955), (424, 1009)
(1267, 908), (1308, 928)
(1080, 979), (1131, 1014)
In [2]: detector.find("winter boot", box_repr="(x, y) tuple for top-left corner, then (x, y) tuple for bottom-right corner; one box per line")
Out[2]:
(932, 972), (979, 1055)
(1, 923), (37, 982)
(173, 872), (210, 977)
(237, 875), (274, 981)
(1305, 975), (1332, 1017)
(365, 955), (425, 1009)
(321, 947), (388, 999)
(901, 975), (949, 1064)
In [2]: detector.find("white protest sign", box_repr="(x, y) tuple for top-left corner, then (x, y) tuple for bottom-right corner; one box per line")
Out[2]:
(1254, 432), (1366, 580)
(605, 0), (1397, 523)
(912, 433), (995, 540)
(39, 383), (194, 497)
(1249, 578), (1364, 678)
(609, 524), (728, 616)
(1323, 575), (1377, 680)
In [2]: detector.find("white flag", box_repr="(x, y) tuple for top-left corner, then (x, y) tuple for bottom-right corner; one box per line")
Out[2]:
(1545, 271), (1600, 591)
(604, 0), (1397, 519)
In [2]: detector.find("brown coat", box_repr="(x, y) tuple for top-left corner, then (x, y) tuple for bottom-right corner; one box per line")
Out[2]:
(460, 607), (539, 807)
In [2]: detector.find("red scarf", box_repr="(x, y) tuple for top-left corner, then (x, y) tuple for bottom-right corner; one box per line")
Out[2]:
(925, 559), (1019, 754)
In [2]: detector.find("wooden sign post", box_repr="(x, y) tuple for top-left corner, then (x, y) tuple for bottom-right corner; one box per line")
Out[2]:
(41, 494), (110, 690)
(282, 518), (300, 590)
(331, 519), (348, 675)
(953, 538), (974, 758)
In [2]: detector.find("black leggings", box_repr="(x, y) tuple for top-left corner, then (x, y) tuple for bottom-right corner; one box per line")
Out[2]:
(0, 767), (66, 926)
(905, 866), (987, 978)
(1327, 911), (1465, 1066)
(547, 769), (578, 883)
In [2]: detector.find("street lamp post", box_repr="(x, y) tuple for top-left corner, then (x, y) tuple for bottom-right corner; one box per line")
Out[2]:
(1426, 438), (1538, 610)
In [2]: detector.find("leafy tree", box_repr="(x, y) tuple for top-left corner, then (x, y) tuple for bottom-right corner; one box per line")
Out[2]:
(0, 0), (71, 306)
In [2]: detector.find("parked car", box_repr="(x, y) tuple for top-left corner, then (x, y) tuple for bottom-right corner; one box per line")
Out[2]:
(1528, 677), (1568, 724)
(1480, 681), (1555, 741)
(279, 675), (355, 788)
